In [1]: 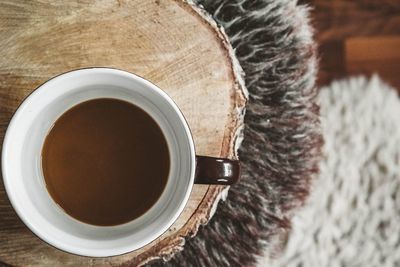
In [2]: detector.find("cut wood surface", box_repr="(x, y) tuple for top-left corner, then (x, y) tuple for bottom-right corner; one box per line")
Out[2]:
(0, 0), (247, 266)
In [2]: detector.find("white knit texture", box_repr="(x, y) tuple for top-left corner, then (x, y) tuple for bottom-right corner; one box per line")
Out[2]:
(259, 75), (400, 267)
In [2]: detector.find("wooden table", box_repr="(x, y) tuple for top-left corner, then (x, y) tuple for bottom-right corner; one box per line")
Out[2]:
(305, 0), (400, 90)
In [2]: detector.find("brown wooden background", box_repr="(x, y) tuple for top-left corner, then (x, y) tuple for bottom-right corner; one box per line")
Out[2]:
(301, 0), (400, 90)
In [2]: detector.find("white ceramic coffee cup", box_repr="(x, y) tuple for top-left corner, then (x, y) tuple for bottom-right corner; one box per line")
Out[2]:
(1, 68), (239, 257)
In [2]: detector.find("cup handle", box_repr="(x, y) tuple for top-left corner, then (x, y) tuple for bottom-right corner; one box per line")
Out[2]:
(194, 156), (240, 185)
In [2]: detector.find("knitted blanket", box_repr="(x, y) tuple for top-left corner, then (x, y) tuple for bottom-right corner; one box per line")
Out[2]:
(264, 76), (400, 267)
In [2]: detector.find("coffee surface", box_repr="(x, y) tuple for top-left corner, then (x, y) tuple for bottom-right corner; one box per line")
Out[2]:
(42, 98), (170, 226)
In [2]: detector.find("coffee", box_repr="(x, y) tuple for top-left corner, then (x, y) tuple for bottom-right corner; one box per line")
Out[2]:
(41, 98), (170, 226)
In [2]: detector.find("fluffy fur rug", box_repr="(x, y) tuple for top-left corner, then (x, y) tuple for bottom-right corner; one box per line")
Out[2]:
(148, 0), (322, 266)
(263, 76), (400, 267)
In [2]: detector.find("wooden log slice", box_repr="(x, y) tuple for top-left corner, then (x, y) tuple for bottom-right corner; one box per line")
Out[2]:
(0, 0), (247, 266)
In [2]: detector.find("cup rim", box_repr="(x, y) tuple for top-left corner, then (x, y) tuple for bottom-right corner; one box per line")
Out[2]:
(1, 67), (196, 257)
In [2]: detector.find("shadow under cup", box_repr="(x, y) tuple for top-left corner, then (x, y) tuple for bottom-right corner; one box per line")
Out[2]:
(2, 69), (195, 257)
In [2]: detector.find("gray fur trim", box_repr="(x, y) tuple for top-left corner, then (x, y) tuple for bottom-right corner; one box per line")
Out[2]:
(148, 0), (322, 266)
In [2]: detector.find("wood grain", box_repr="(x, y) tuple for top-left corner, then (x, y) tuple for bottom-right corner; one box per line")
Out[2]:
(0, 0), (247, 266)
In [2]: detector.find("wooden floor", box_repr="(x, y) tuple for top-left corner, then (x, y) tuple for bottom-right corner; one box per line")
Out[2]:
(301, 0), (400, 90)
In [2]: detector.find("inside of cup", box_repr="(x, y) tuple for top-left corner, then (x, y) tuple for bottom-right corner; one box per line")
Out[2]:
(2, 69), (195, 256)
